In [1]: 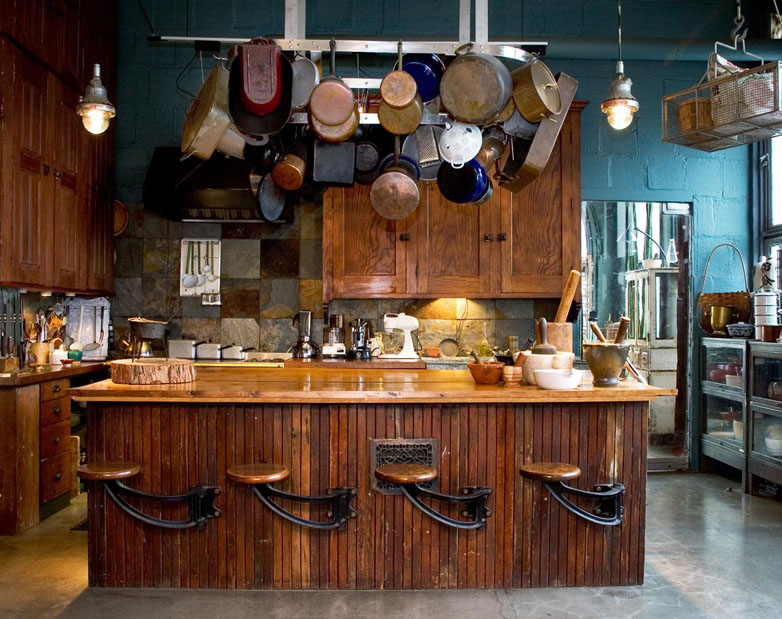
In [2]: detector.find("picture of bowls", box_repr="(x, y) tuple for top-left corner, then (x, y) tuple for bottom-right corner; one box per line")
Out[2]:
(725, 322), (754, 338)
(534, 369), (583, 390)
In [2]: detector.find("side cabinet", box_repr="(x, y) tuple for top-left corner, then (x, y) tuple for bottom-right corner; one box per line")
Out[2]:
(322, 104), (584, 303)
(0, 0), (115, 294)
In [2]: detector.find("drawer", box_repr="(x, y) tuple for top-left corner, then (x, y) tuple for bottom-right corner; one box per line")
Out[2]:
(40, 397), (70, 428)
(40, 451), (71, 504)
(41, 379), (69, 402)
(40, 420), (71, 459)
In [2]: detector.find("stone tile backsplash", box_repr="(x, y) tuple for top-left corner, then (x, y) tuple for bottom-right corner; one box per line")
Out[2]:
(112, 200), (545, 353)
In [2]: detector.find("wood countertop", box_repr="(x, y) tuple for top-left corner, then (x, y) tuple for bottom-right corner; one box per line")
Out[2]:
(70, 367), (676, 404)
(284, 357), (427, 369)
(0, 361), (108, 387)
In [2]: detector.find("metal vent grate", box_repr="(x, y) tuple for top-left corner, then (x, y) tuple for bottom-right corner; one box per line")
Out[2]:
(371, 438), (438, 495)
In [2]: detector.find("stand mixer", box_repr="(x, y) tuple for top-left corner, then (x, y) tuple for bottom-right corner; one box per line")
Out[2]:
(378, 313), (419, 359)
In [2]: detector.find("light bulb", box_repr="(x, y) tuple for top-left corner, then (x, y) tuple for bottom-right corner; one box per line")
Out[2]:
(605, 103), (635, 130)
(81, 107), (111, 134)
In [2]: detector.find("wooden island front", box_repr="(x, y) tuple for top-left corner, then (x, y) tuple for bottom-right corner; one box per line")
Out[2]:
(70, 367), (674, 590)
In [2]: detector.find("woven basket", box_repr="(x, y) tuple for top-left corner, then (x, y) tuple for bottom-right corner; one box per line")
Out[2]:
(696, 243), (751, 335)
(677, 98), (713, 134)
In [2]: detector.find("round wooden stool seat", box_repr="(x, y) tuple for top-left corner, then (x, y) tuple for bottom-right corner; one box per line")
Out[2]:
(520, 462), (582, 483)
(374, 463), (438, 485)
(78, 461), (141, 481)
(227, 463), (289, 485)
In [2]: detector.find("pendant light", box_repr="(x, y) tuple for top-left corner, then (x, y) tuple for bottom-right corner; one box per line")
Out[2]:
(601, 0), (639, 130)
(77, 64), (116, 135)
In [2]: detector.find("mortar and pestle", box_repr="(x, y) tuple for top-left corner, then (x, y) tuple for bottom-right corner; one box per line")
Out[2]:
(583, 317), (631, 387)
(516, 318), (575, 385)
(547, 270), (581, 353)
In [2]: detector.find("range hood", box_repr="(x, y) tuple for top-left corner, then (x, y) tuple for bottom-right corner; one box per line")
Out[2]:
(142, 147), (292, 222)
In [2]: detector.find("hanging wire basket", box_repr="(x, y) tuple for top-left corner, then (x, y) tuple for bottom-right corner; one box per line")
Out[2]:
(662, 60), (782, 152)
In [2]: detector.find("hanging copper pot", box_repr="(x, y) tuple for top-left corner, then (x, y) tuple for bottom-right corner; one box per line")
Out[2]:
(511, 58), (562, 122)
(308, 39), (355, 127)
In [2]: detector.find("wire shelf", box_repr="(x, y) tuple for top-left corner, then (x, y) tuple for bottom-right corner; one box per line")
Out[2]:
(662, 61), (782, 152)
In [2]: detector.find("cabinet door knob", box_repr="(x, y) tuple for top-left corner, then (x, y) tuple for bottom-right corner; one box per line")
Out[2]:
(399, 233), (410, 241)
(53, 436), (61, 445)
(43, 164), (50, 175)
(53, 385), (61, 393)
(497, 233), (507, 241)
(484, 234), (494, 242)
(53, 169), (61, 180)
(53, 407), (61, 415)
(54, 472), (62, 481)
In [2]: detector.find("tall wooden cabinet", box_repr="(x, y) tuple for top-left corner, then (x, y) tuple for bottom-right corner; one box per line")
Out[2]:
(0, 0), (116, 293)
(323, 104), (584, 302)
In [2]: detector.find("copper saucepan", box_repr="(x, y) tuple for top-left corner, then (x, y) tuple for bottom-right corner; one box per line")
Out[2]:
(511, 58), (562, 122)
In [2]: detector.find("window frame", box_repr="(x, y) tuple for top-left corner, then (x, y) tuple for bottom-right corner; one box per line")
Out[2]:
(761, 138), (782, 258)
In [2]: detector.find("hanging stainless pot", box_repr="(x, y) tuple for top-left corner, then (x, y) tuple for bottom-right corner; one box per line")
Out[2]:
(228, 48), (293, 142)
(439, 50), (513, 124)
(511, 58), (562, 122)
(355, 139), (382, 186)
(181, 65), (245, 160)
(290, 53), (320, 111)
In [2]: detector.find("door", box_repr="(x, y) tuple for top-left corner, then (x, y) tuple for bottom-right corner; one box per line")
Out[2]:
(1, 45), (53, 286)
(499, 116), (581, 296)
(416, 183), (494, 295)
(51, 78), (83, 290)
(323, 185), (413, 300)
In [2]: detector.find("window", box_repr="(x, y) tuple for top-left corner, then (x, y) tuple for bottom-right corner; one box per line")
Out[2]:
(763, 137), (782, 257)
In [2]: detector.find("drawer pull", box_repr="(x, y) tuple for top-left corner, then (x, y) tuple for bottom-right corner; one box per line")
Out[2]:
(53, 436), (61, 445)
(52, 385), (61, 394)
(54, 472), (62, 481)
(54, 407), (61, 415)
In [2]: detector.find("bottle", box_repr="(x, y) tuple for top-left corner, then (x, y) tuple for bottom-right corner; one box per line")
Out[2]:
(665, 239), (678, 265)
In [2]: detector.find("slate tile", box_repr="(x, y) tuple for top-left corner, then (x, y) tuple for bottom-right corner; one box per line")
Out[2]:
(259, 279), (298, 319)
(182, 296), (221, 319)
(257, 318), (299, 352)
(143, 238), (171, 277)
(221, 239), (261, 278)
(298, 279), (323, 316)
(114, 238), (143, 278)
(183, 222), (222, 239)
(496, 299), (535, 319)
(495, 319), (536, 348)
(299, 201), (323, 240)
(299, 240), (322, 279)
(261, 239), (300, 277)
(142, 211), (170, 238)
(221, 279), (262, 320)
(122, 203), (144, 238)
(534, 299), (561, 322)
(112, 278), (143, 317)
(181, 318), (221, 342)
(221, 318), (260, 349)
(222, 223), (264, 240)
(142, 277), (180, 319)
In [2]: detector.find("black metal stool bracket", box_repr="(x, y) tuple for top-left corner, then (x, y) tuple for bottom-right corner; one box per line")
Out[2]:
(543, 481), (625, 526)
(105, 480), (221, 530)
(252, 484), (358, 530)
(398, 483), (492, 530)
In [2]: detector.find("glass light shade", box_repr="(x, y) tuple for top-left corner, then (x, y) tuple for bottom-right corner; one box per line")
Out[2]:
(601, 61), (639, 130)
(77, 63), (115, 135)
(80, 107), (112, 134)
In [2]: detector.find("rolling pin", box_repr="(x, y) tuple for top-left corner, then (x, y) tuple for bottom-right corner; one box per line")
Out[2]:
(548, 269), (581, 353)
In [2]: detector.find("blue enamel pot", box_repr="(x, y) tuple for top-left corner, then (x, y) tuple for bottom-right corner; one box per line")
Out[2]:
(397, 54), (446, 104)
(437, 158), (489, 204)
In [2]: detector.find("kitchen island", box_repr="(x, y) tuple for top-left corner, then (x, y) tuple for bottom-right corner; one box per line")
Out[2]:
(70, 367), (674, 590)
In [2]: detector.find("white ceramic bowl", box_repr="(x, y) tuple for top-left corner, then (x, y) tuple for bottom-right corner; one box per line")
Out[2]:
(733, 420), (744, 441)
(765, 437), (782, 457)
(725, 374), (741, 387)
(534, 369), (583, 390)
(642, 258), (662, 269)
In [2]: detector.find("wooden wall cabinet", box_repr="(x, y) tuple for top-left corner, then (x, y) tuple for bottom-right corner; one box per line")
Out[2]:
(0, 0), (116, 294)
(323, 105), (583, 302)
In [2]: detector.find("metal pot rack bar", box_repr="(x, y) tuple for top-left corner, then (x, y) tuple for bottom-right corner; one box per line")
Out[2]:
(148, 0), (546, 125)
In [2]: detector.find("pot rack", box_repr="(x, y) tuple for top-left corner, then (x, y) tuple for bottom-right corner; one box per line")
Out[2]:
(150, 0), (547, 125)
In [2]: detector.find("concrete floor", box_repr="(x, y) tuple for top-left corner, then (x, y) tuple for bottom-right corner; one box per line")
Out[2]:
(1, 473), (781, 619)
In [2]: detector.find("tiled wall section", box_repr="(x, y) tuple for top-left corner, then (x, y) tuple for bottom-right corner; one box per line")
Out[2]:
(113, 202), (540, 353)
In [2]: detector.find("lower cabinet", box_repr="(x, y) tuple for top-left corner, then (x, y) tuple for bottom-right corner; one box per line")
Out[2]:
(322, 104), (584, 302)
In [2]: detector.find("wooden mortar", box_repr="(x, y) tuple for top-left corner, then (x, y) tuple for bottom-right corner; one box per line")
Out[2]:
(546, 322), (573, 353)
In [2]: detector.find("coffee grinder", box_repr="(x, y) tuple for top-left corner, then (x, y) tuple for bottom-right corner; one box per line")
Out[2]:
(322, 314), (346, 358)
(347, 317), (371, 360)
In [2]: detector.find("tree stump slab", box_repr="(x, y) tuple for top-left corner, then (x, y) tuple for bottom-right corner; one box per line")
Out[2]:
(110, 358), (196, 385)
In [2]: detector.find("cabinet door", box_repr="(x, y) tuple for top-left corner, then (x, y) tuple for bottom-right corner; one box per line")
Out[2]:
(85, 132), (114, 293)
(499, 116), (581, 296)
(416, 183), (494, 295)
(323, 185), (412, 300)
(51, 78), (83, 290)
(2, 0), (58, 69)
(56, 0), (81, 88)
(0, 46), (53, 286)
